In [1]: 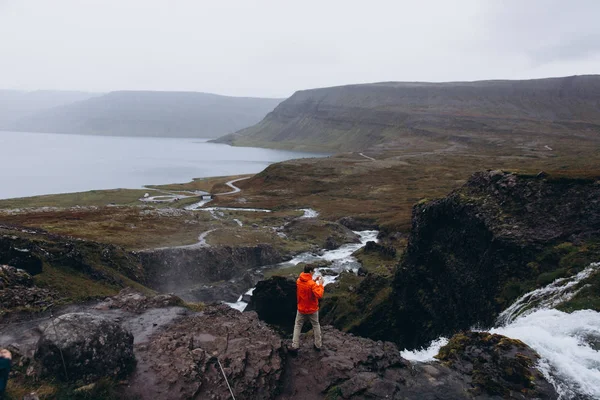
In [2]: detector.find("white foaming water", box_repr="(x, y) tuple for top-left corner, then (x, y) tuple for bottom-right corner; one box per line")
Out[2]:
(401, 262), (600, 400)
(225, 230), (379, 310)
(400, 337), (449, 362)
(280, 230), (379, 285)
(299, 208), (319, 219)
(497, 263), (600, 325)
(492, 309), (600, 400)
(225, 288), (255, 312)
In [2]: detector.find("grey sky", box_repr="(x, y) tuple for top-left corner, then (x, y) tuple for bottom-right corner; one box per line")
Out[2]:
(0, 0), (598, 98)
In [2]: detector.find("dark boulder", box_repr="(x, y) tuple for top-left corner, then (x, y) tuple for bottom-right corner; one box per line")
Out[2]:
(36, 313), (135, 382)
(435, 331), (557, 399)
(246, 276), (296, 332)
(363, 240), (396, 258)
(338, 216), (379, 231)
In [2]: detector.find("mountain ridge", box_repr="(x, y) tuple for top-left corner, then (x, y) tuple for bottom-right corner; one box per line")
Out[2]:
(3, 90), (283, 138)
(213, 75), (600, 152)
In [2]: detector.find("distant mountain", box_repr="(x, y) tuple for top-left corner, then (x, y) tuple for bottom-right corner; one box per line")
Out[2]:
(5, 91), (283, 138)
(213, 75), (600, 152)
(0, 90), (99, 126)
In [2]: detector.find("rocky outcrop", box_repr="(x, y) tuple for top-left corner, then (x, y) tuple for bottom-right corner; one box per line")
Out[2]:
(177, 271), (261, 303)
(371, 170), (600, 349)
(36, 313), (136, 382)
(3, 289), (557, 399)
(94, 287), (184, 313)
(123, 305), (285, 400)
(246, 276), (297, 332)
(0, 265), (58, 313)
(139, 244), (285, 293)
(0, 225), (145, 283)
(338, 216), (379, 231)
(280, 327), (557, 400)
(120, 303), (557, 399)
(283, 219), (360, 250)
(435, 332), (556, 399)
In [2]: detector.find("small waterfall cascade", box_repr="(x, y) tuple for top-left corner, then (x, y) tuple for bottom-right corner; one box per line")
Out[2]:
(402, 262), (600, 399)
(496, 262), (600, 326)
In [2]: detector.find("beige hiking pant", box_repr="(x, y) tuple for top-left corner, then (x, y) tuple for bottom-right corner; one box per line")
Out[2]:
(292, 310), (322, 349)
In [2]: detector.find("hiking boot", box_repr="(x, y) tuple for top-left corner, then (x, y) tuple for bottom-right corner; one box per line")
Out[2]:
(288, 346), (299, 356)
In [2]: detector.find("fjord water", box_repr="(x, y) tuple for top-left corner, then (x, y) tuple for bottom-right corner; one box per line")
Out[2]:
(0, 131), (322, 199)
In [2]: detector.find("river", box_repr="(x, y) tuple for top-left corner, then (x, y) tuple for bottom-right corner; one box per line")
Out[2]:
(0, 131), (323, 199)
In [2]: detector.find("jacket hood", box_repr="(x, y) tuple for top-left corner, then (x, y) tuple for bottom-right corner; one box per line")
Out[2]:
(298, 272), (314, 282)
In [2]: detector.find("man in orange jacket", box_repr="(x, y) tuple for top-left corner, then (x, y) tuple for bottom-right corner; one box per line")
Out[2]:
(291, 264), (324, 351)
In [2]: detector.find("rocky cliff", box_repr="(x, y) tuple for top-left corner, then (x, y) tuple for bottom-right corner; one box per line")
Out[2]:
(373, 170), (600, 349)
(214, 75), (600, 152)
(3, 290), (558, 399)
(138, 244), (285, 295)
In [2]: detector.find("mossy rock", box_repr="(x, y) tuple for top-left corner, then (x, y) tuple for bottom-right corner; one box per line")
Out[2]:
(435, 331), (553, 397)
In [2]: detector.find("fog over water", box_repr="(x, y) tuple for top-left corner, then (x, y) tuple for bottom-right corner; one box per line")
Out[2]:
(0, 131), (323, 200)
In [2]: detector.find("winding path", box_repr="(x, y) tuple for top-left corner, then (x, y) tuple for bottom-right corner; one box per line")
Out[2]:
(359, 152), (376, 161)
(149, 229), (216, 251)
(216, 177), (252, 196)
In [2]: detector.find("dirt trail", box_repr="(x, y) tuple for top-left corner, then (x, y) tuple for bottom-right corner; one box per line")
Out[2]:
(216, 176), (252, 196)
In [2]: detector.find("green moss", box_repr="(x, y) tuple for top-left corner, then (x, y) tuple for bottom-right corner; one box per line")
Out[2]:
(325, 386), (343, 400)
(34, 264), (120, 301)
(558, 269), (600, 312)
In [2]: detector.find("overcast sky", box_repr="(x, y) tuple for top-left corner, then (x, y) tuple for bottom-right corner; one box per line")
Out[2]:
(0, 0), (598, 98)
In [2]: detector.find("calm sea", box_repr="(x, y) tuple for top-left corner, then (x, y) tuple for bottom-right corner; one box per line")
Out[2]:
(0, 131), (323, 199)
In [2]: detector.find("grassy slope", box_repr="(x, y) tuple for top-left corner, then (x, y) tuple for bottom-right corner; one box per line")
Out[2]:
(213, 138), (600, 232)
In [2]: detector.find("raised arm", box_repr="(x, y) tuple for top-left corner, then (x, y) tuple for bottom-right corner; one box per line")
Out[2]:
(311, 280), (324, 300)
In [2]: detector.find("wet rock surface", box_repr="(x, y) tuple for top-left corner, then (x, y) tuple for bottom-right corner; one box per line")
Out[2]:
(278, 327), (557, 400)
(94, 287), (184, 313)
(2, 289), (558, 399)
(36, 312), (136, 382)
(435, 331), (557, 399)
(122, 305), (285, 400)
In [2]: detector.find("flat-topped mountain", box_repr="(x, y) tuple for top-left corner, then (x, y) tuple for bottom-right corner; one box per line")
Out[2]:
(4, 91), (283, 138)
(214, 75), (600, 152)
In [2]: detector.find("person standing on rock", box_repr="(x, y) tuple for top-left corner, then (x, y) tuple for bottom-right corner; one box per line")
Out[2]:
(0, 349), (12, 398)
(291, 264), (324, 352)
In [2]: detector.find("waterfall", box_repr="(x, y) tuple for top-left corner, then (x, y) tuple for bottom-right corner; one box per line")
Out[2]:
(496, 263), (600, 326)
(402, 262), (600, 400)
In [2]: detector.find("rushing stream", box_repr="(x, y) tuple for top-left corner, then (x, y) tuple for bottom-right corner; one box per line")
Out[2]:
(225, 230), (379, 311)
(402, 262), (600, 399)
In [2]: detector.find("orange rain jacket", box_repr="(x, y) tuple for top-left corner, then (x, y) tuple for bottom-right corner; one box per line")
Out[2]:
(296, 272), (324, 314)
